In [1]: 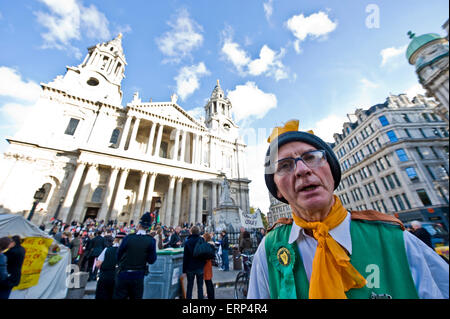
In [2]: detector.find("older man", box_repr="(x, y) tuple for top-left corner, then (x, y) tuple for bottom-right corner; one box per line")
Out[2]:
(248, 120), (449, 299)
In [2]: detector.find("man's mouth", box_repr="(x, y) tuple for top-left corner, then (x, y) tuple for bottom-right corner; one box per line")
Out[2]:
(297, 183), (320, 192)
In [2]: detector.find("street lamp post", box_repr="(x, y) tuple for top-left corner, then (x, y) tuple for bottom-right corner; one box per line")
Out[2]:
(53, 196), (65, 221)
(27, 187), (46, 221)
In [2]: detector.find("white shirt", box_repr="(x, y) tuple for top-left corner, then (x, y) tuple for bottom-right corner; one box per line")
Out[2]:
(248, 212), (449, 299)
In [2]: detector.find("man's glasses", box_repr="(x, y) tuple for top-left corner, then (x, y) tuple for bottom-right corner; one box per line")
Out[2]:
(274, 150), (327, 176)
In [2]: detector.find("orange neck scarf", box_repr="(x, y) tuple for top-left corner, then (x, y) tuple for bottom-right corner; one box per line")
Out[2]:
(292, 195), (366, 299)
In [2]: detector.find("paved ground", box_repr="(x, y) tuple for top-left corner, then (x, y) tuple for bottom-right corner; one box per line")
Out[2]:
(83, 262), (242, 299)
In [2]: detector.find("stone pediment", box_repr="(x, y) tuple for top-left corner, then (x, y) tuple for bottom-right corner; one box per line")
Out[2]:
(131, 101), (205, 129)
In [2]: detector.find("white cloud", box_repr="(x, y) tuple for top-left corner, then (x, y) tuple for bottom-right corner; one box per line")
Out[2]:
(360, 77), (379, 90)
(0, 67), (41, 140)
(227, 82), (277, 123)
(175, 62), (210, 100)
(405, 83), (426, 99)
(244, 140), (271, 213)
(0, 67), (41, 102)
(311, 114), (348, 143)
(221, 40), (251, 73)
(380, 45), (407, 66)
(221, 34), (288, 81)
(186, 106), (204, 121)
(35, 0), (111, 58)
(156, 8), (203, 63)
(285, 11), (337, 53)
(263, 0), (274, 21)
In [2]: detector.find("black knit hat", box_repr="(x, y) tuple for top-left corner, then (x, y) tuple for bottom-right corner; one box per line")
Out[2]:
(139, 212), (152, 228)
(264, 130), (341, 204)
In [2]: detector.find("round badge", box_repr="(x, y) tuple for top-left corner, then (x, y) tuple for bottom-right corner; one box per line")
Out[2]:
(276, 247), (291, 266)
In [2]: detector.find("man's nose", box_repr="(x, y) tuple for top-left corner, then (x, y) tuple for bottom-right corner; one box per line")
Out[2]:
(294, 159), (312, 176)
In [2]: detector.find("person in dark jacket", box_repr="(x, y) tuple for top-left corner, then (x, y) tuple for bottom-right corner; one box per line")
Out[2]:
(2, 236), (25, 299)
(113, 213), (157, 299)
(0, 237), (12, 299)
(86, 231), (106, 281)
(95, 232), (126, 299)
(168, 226), (182, 248)
(220, 230), (230, 271)
(183, 225), (206, 299)
(410, 221), (433, 248)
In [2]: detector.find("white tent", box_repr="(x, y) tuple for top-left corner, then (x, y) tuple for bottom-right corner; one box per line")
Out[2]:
(0, 213), (70, 299)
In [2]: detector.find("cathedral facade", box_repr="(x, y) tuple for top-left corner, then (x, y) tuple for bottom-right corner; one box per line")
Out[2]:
(0, 34), (250, 227)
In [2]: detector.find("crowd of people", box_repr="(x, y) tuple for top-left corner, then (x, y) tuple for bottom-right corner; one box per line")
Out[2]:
(40, 213), (263, 299)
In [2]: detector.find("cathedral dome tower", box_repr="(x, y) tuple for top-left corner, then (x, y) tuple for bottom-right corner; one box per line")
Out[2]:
(49, 33), (127, 106)
(204, 80), (238, 138)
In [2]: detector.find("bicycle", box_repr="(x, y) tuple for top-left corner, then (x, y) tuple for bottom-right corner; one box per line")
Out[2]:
(234, 253), (253, 299)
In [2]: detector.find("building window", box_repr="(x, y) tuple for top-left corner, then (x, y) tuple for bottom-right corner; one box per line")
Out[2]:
(386, 130), (398, 143)
(91, 187), (104, 203)
(419, 128), (427, 138)
(404, 129), (412, 138)
(415, 147), (424, 159)
(390, 197), (398, 211)
(440, 128), (449, 137)
(437, 187), (449, 204)
(402, 193), (412, 209)
(432, 128), (442, 137)
(425, 165), (436, 180)
(405, 167), (419, 181)
(110, 128), (120, 144)
(402, 113), (411, 123)
(395, 195), (406, 210)
(64, 118), (80, 136)
(395, 148), (409, 162)
(379, 115), (389, 127)
(386, 175), (396, 189)
(422, 113), (431, 122)
(416, 189), (432, 206)
(381, 177), (389, 191)
(439, 165), (449, 179)
(392, 173), (401, 187)
(430, 146), (439, 158)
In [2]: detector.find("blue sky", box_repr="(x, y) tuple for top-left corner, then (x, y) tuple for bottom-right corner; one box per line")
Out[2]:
(0, 1), (448, 213)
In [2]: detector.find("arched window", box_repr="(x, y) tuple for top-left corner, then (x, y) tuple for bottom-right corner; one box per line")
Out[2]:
(91, 187), (104, 203)
(110, 128), (120, 144)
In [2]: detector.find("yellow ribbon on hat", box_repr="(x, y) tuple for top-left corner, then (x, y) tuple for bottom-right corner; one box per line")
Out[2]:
(267, 119), (314, 143)
(292, 196), (367, 299)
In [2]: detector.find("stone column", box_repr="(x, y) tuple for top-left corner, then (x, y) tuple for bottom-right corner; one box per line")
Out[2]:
(196, 181), (204, 224)
(98, 166), (119, 221)
(110, 169), (130, 221)
(143, 172), (157, 213)
(211, 182), (217, 211)
(72, 163), (98, 222)
(194, 134), (200, 165)
(60, 162), (87, 223)
(146, 121), (157, 155)
(180, 130), (187, 162)
(189, 180), (197, 224)
(119, 116), (133, 150)
(153, 124), (164, 157)
(132, 171), (149, 222)
(173, 177), (184, 226)
(209, 138), (214, 169)
(172, 128), (180, 160)
(164, 175), (176, 226)
(128, 117), (141, 151)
